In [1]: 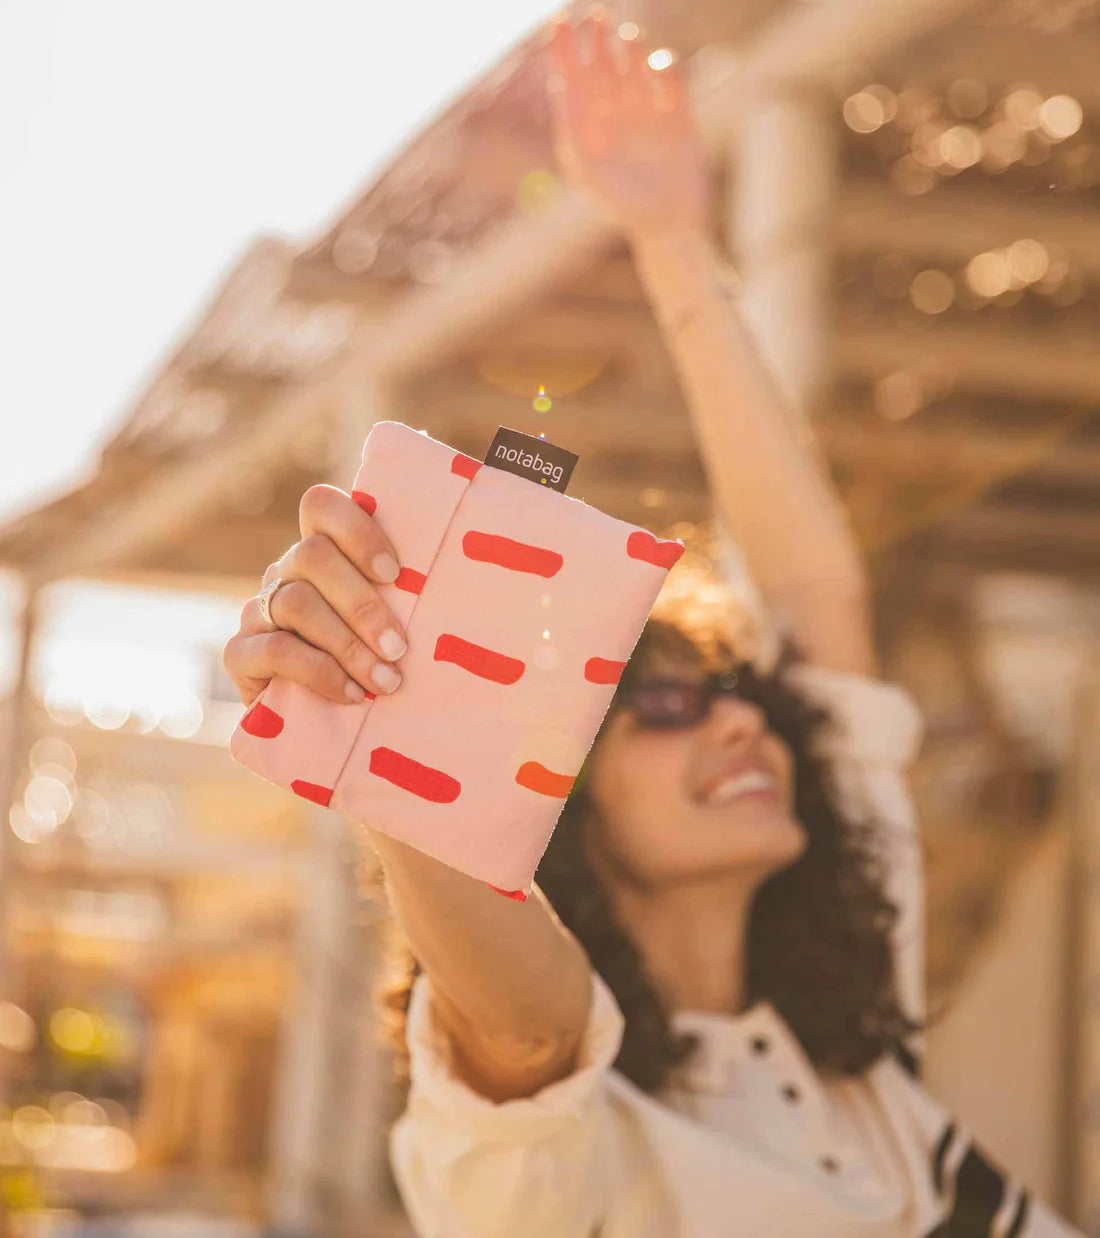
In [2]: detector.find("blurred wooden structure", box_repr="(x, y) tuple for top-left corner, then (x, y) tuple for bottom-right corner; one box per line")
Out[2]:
(2, 0), (1100, 1231)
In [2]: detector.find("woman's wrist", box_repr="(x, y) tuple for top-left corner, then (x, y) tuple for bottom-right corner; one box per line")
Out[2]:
(627, 225), (739, 336)
(628, 222), (714, 270)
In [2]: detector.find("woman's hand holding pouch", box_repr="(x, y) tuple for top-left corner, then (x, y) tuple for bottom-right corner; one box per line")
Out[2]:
(226, 421), (684, 901)
(223, 484), (409, 710)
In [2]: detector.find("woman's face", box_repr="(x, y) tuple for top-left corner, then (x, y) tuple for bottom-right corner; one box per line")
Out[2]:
(584, 653), (807, 890)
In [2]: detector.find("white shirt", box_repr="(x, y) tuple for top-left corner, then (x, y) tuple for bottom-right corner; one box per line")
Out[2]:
(388, 667), (1082, 1237)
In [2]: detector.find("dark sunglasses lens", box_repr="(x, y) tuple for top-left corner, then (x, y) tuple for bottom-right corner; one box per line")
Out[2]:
(715, 668), (741, 694)
(629, 681), (708, 726)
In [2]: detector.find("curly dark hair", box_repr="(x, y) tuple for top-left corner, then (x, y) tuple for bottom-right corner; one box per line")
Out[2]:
(375, 561), (920, 1095)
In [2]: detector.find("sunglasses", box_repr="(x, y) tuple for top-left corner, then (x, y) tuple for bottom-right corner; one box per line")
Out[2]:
(566, 663), (757, 798)
(618, 665), (748, 730)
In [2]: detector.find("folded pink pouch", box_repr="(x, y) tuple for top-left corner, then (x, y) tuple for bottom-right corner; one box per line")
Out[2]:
(229, 420), (684, 900)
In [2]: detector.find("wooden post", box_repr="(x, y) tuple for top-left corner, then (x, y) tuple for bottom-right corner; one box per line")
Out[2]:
(265, 805), (357, 1236)
(0, 578), (38, 1055)
(1066, 630), (1100, 1227)
(727, 88), (837, 411)
(333, 907), (402, 1233)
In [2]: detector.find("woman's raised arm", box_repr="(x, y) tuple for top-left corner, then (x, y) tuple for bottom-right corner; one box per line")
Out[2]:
(366, 829), (594, 1101)
(222, 483), (593, 1102)
(547, 13), (877, 676)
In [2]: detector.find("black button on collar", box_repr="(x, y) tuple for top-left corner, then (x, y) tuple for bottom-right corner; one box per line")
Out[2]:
(750, 1036), (769, 1056)
(781, 1083), (801, 1103)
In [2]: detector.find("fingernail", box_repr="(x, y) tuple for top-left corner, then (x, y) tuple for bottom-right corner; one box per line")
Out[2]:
(379, 627), (407, 661)
(370, 662), (402, 693)
(345, 680), (367, 702)
(372, 552), (400, 583)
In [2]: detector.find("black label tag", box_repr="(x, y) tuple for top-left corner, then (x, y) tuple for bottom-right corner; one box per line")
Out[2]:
(483, 425), (578, 494)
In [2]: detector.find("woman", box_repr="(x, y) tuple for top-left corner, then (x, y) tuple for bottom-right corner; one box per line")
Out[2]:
(222, 12), (1082, 1236)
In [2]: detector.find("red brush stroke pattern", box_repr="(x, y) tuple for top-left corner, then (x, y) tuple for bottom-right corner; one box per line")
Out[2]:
(516, 760), (576, 798)
(274, 452), (676, 893)
(585, 657), (626, 685)
(291, 780), (334, 807)
(463, 531), (563, 578)
(435, 634), (525, 684)
(370, 747), (462, 803)
(487, 884), (529, 902)
(240, 702), (284, 738)
(395, 567), (426, 594)
(627, 530), (684, 569)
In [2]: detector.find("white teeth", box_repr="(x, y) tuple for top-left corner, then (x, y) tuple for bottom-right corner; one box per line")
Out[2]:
(702, 771), (776, 805)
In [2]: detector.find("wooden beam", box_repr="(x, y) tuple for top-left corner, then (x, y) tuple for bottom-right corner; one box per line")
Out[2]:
(943, 506), (1100, 551)
(888, 24), (1100, 114)
(837, 181), (1100, 277)
(349, 0), (992, 383)
(834, 318), (1100, 405)
(931, 506), (1100, 578)
(822, 418), (1100, 488)
(11, 0), (986, 585)
(10, 843), (294, 881)
(693, 0), (987, 132)
(20, 383), (339, 588)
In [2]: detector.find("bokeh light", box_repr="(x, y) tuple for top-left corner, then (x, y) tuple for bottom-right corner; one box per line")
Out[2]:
(1003, 87), (1044, 130)
(50, 1008), (98, 1055)
(10, 801), (57, 846)
(910, 270), (955, 314)
(12, 1108), (55, 1152)
(939, 125), (982, 170)
(843, 87), (897, 134)
(0, 1002), (36, 1053)
(1039, 95), (1083, 141)
(24, 775), (73, 831)
(1005, 239), (1050, 285)
(158, 692), (204, 739)
(875, 371), (924, 421)
(966, 251), (1013, 298)
(29, 737), (76, 779)
(516, 169), (558, 213)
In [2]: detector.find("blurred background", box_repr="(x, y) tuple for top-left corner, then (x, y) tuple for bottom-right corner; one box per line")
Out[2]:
(2, 0), (1100, 1233)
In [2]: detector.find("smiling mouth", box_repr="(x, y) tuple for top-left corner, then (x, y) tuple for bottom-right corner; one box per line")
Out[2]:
(698, 770), (779, 807)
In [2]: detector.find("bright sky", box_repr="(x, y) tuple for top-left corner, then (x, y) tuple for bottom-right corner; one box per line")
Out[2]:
(0, 0), (559, 527)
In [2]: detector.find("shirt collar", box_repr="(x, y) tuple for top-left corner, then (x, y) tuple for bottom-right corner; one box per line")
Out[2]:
(667, 999), (810, 1094)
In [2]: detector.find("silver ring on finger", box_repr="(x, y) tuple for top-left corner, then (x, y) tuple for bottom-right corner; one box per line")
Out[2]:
(257, 577), (288, 632)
